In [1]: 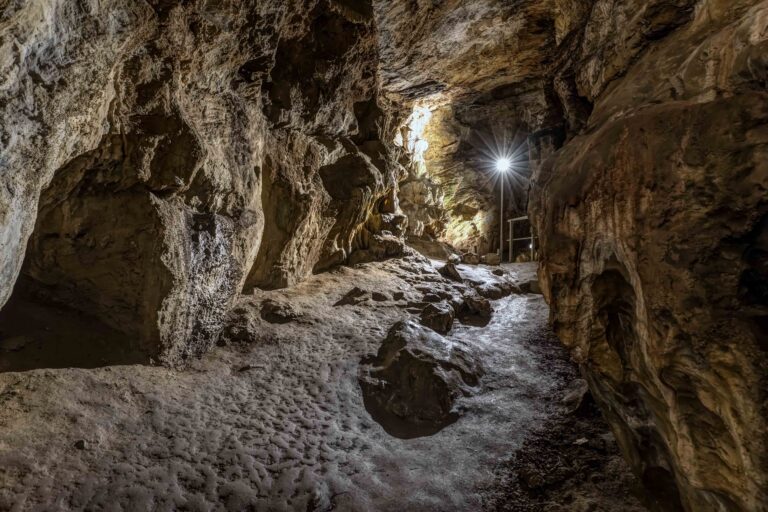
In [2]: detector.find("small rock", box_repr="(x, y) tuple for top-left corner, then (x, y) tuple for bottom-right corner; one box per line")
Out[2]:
(461, 293), (493, 320)
(476, 283), (504, 300)
(520, 279), (543, 295)
(420, 302), (455, 334)
(260, 299), (299, 324)
(561, 378), (590, 413)
(334, 286), (367, 306)
(492, 268), (504, 276)
(371, 291), (389, 301)
(461, 252), (480, 265)
(438, 262), (463, 282)
(484, 252), (501, 265)
(448, 254), (461, 264)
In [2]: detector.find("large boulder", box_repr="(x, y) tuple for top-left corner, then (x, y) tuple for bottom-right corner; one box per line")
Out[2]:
(359, 320), (483, 438)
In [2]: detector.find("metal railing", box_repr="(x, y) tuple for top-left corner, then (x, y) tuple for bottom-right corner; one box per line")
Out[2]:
(507, 216), (537, 263)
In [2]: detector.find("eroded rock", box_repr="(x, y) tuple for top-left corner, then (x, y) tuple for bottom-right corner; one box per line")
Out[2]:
(530, 2), (768, 510)
(359, 320), (482, 438)
(420, 302), (455, 334)
(260, 299), (299, 325)
(438, 262), (464, 282)
(458, 293), (493, 326)
(1, 0), (406, 366)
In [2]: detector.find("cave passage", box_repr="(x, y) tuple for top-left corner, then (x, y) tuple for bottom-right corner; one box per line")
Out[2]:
(1, 1), (765, 511)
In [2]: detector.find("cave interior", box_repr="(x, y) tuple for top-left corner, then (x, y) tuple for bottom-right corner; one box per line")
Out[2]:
(0, 1), (766, 511)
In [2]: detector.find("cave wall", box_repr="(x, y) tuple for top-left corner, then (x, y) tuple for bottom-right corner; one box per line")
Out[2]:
(373, 0), (768, 509)
(0, 0), (405, 365)
(530, 1), (768, 510)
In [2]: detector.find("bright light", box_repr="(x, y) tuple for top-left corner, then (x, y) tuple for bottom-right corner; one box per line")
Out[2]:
(496, 158), (511, 173)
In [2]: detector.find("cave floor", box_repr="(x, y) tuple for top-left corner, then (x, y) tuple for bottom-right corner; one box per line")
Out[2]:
(0, 258), (644, 511)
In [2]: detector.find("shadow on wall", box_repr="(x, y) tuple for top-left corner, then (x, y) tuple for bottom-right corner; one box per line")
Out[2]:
(0, 276), (150, 372)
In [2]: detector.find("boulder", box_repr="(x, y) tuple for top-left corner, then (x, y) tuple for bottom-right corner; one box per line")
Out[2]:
(458, 293), (493, 326)
(461, 253), (481, 265)
(438, 262), (463, 282)
(359, 320), (483, 438)
(420, 302), (455, 334)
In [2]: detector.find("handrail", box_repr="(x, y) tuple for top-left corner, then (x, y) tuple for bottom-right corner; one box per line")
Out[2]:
(505, 216), (537, 263)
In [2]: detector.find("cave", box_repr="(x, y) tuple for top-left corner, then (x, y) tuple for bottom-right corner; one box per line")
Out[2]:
(0, 1), (766, 511)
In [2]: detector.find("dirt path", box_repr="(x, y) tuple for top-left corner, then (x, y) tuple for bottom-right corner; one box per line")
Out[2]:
(0, 258), (643, 511)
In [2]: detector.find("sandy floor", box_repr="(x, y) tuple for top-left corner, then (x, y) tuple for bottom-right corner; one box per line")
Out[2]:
(0, 257), (642, 511)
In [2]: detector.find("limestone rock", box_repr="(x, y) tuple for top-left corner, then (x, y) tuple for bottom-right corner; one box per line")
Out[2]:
(358, 320), (483, 438)
(530, 3), (768, 510)
(260, 299), (299, 325)
(0, 0), (405, 365)
(462, 253), (481, 265)
(459, 293), (493, 325)
(420, 302), (455, 334)
(484, 253), (501, 266)
(438, 262), (463, 282)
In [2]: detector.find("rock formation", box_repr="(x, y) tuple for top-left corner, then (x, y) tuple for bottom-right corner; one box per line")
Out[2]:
(374, 0), (768, 510)
(358, 319), (483, 438)
(530, 3), (768, 510)
(1, 0), (766, 510)
(1, 0), (406, 365)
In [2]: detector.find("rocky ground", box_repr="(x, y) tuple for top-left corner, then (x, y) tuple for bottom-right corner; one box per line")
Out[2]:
(0, 255), (643, 511)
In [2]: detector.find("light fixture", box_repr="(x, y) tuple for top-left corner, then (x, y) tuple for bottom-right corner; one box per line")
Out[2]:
(495, 157), (513, 264)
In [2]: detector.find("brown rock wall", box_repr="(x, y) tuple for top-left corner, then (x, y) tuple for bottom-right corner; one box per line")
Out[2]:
(531, 2), (768, 509)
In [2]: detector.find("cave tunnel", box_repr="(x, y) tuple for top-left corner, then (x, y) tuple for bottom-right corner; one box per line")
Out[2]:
(0, 1), (766, 511)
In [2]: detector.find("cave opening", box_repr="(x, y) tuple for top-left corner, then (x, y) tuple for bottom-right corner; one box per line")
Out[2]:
(0, 142), (153, 372)
(0, 274), (149, 373)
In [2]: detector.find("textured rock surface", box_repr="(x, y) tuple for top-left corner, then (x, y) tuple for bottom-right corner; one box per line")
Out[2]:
(2, 1), (766, 509)
(530, 1), (768, 510)
(0, 259), (642, 510)
(359, 319), (483, 438)
(0, 0), (405, 364)
(420, 301), (455, 334)
(370, 0), (768, 509)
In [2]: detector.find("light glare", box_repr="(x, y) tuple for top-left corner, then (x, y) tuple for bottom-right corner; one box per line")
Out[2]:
(496, 157), (511, 173)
